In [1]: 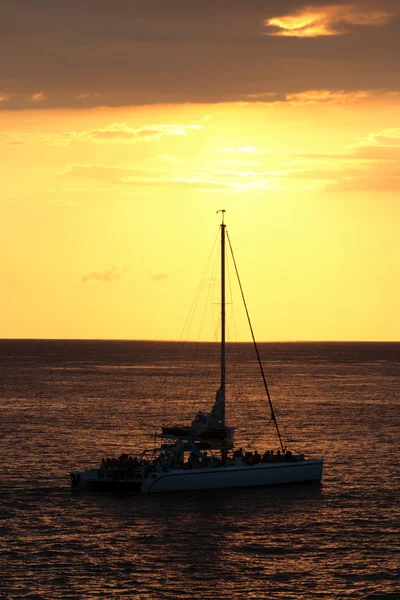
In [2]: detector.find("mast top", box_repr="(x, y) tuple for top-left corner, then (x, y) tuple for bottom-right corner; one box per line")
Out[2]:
(216, 209), (226, 225)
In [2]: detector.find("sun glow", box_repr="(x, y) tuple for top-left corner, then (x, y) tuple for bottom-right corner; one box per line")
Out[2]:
(1, 94), (400, 341)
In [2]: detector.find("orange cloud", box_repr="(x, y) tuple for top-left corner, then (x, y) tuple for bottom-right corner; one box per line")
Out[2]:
(265, 4), (393, 37)
(354, 128), (400, 147)
(64, 163), (277, 192)
(31, 92), (46, 101)
(78, 122), (201, 143)
(81, 266), (124, 284)
(77, 92), (100, 99)
(286, 89), (371, 105)
(0, 121), (202, 147)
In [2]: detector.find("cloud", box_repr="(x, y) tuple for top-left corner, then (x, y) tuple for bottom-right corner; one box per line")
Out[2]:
(368, 129), (400, 146)
(265, 4), (393, 37)
(340, 127), (400, 161)
(64, 163), (280, 192)
(31, 92), (45, 101)
(246, 92), (279, 101)
(326, 175), (400, 191)
(291, 127), (400, 163)
(0, 121), (202, 147)
(67, 156), (397, 194)
(52, 120), (400, 195)
(352, 128), (400, 148)
(81, 266), (124, 284)
(79, 122), (201, 143)
(285, 89), (371, 105)
(282, 125), (400, 191)
(152, 272), (168, 281)
(244, 89), (378, 105)
(1, 1), (400, 109)
(76, 92), (100, 99)
(210, 124), (400, 193)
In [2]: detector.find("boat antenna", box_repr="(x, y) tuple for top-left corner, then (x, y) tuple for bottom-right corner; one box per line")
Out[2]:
(216, 209), (226, 224)
(217, 209), (226, 426)
(226, 229), (285, 452)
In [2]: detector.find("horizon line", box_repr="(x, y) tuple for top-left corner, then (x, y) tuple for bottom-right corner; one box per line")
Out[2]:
(0, 337), (399, 344)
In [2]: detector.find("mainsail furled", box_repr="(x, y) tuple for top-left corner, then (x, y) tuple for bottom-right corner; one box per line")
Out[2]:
(191, 386), (224, 435)
(161, 386), (232, 443)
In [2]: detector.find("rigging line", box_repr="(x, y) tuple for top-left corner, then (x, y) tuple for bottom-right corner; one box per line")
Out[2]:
(227, 251), (258, 444)
(184, 233), (220, 406)
(160, 229), (220, 425)
(225, 241), (245, 423)
(196, 231), (220, 343)
(226, 228), (285, 452)
(188, 240), (221, 416)
(245, 413), (275, 448)
(187, 311), (221, 420)
(181, 228), (220, 342)
(210, 240), (220, 340)
(225, 253), (239, 422)
(186, 248), (220, 418)
(123, 230), (220, 440)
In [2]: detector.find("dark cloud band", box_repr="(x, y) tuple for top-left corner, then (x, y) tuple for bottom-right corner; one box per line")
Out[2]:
(1, 0), (399, 109)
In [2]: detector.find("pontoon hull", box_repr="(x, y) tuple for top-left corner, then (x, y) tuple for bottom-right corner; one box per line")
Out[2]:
(142, 459), (322, 492)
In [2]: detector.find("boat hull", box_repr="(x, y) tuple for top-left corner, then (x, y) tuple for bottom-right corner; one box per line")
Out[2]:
(70, 470), (143, 493)
(71, 459), (323, 494)
(142, 459), (322, 492)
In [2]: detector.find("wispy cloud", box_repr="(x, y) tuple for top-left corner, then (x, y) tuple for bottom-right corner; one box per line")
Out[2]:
(64, 163), (280, 192)
(342, 128), (400, 161)
(265, 4), (393, 38)
(76, 92), (100, 99)
(31, 92), (46, 101)
(246, 92), (278, 101)
(283, 126), (400, 191)
(243, 89), (399, 106)
(0, 122), (202, 148)
(79, 122), (201, 143)
(352, 128), (400, 148)
(285, 89), (371, 105)
(297, 127), (400, 162)
(326, 173), (400, 192)
(57, 122), (400, 195)
(81, 266), (125, 284)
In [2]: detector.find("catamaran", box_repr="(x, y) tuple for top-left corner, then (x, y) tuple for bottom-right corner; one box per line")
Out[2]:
(70, 211), (323, 493)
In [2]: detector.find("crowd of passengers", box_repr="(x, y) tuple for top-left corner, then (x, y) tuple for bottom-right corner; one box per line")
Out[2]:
(100, 455), (143, 470)
(99, 446), (300, 474)
(232, 447), (296, 464)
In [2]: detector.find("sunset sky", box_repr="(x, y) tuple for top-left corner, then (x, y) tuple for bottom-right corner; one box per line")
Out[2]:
(1, 0), (399, 341)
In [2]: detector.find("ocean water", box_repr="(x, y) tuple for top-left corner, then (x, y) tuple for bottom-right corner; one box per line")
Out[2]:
(0, 340), (399, 600)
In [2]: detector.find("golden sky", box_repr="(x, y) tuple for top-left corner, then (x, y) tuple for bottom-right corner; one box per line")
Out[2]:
(1, 1), (399, 341)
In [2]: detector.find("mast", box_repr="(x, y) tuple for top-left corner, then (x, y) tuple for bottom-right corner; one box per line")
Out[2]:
(217, 209), (226, 427)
